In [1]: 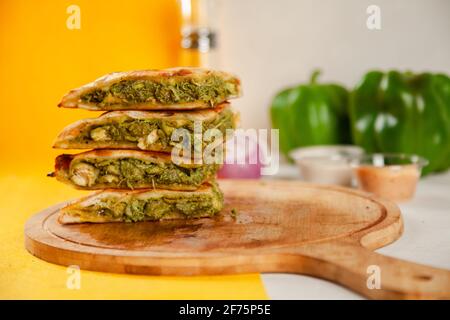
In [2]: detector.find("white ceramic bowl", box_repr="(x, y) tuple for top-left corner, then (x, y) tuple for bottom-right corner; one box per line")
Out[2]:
(289, 145), (364, 186)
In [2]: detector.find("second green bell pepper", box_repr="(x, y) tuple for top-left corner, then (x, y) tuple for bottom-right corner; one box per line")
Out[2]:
(350, 70), (450, 174)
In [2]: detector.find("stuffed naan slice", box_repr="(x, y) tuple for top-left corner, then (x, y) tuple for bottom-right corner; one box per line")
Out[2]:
(52, 149), (220, 191)
(58, 182), (223, 224)
(58, 67), (241, 111)
(53, 103), (237, 152)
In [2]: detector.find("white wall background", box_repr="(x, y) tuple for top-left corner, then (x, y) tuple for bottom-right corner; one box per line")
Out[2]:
(214, 0), (450, 130)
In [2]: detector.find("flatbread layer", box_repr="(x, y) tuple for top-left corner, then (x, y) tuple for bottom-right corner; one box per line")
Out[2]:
(53, 149), (220, 191)
(58, 182), (224, 224)
(53, 103), (237, 152)
(58, 67), (241, 111)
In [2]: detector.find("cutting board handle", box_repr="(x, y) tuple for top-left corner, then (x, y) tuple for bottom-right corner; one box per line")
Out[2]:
(285, 241), (450, 299)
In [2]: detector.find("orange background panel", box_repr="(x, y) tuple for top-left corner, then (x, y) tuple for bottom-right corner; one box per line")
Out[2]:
(0, 0), (180, 170)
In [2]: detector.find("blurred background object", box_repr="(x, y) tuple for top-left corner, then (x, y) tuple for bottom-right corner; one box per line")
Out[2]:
(270, 70), (351, 159)
(350, 71), (450, 175)
(289, 145), (363, 186)
(352, 153), (428, 202)
(178, 0), (220, 68)
(217, 130), (263, 179)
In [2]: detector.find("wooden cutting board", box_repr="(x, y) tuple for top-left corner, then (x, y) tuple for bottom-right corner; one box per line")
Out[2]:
(25, 180), (450, 299)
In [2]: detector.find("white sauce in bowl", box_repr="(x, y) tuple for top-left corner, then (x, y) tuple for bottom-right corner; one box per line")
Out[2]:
(290, 145), (364, 186)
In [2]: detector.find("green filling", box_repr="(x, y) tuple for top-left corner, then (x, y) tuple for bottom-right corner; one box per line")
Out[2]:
(70, 158), (219, 189)
(80, 183), (223, 222)
(80, 76), (238, 107)
(75, 107), (235, 151)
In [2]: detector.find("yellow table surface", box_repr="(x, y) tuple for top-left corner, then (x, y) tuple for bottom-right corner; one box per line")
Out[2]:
(0, 170), (267, 299)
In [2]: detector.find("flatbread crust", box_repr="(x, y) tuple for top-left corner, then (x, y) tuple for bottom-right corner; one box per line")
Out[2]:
(53, 149), (216, 191)
(58, 182), (221, 224)
(53, 102), (234, 150)
(58, 67), (241, 111)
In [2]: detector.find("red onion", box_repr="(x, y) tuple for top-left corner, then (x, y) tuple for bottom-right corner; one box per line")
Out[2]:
(217, 130), (263, 179)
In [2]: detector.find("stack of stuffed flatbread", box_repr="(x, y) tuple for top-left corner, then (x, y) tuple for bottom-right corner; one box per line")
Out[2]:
(52, 67), (241, 224)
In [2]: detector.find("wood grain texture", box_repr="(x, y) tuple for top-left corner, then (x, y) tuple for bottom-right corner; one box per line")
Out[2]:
(24, 180), (450, 299)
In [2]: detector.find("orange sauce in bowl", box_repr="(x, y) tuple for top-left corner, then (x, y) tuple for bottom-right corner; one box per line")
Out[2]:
(354, 164), (420, 202)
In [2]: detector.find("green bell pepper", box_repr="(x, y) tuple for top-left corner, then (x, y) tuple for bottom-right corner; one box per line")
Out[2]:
(270, 70), (351, 158)
(350, 70), (450, 174)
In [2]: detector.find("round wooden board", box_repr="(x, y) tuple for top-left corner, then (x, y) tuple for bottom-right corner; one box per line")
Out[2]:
(25, 180), (450, 299)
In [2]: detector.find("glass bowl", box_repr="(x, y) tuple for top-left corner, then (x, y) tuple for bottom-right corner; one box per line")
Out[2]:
(351, 153), (428, 202)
